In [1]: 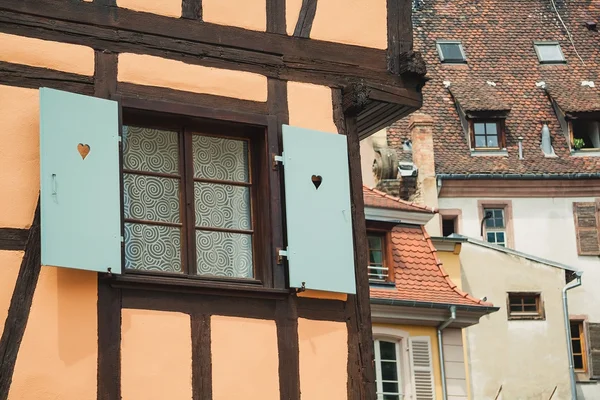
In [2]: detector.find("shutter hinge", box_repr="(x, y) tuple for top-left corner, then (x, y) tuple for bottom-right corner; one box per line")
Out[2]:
(277, 247), (288, 264)
(118, 136), (122, 142)
(272, 153), (284, 170)
(120, 235), (124, 243)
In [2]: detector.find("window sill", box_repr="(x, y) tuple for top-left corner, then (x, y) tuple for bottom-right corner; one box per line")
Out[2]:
(471, 149), (508, 157)
(576, 379), (598, 384)
(507, 315), (545, 321)
(571, 150), (600, 157)
(105, 273), (291, 298)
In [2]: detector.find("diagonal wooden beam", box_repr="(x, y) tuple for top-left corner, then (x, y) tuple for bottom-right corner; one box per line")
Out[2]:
(0, 200), (41, 400)
(293, 0), (318, 38)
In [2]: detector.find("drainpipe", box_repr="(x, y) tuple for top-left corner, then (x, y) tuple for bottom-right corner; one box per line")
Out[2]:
(437, 306), (456, 400)
(563, 271), (583, 400)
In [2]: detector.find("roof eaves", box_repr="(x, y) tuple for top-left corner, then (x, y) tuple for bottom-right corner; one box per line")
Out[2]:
(369, 297), (500, 313)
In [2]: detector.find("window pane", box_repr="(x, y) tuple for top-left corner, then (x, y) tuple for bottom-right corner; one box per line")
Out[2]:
(370, 250), (383, 264)
(369, 236), (383, 250)
(196, 231), (253, 278)
(523, 304), (537, 312)
(124, 223), (182, 273)
(572, 340), (582, 354)
(194, 182), (251, 230)
(124, 174), (181, 223)
(439, 43), (464, 61)
(382, 382), (399, 393)
(383, 395), (400, 400)
(573, 354), (584, 369)
(475, 136), (486, 148)
(522, 296), (536, 305)
(510, 304), (523, 312)
(536, 44), (564, 62)
(487, 232), (496, 242)
(494, 209), (504, 219)
(570, 323), (581, 338)
(192, 135), (249, 182)
(474, 123), (486, 135)
(487, 135), (499, 147)
(122, 126), (179, 174)
(496, 232), (505, 243)
(381, 361), (398, 381)
(486, 122), (498, 136)
(379, 341), (397, 360)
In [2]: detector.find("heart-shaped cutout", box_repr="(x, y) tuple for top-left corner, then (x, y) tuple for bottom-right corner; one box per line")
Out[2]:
(77, 143), (91, 160)
(311, 175), (323, 190)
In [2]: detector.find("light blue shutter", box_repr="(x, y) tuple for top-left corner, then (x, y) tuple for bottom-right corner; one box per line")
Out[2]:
(40, 88), (121, 273)
(281, 125), (356, 294)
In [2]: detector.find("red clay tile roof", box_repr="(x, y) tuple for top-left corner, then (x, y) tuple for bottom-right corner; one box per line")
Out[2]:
(546, 81), (600, 113)
(387, 0), (600, 175)
(363, 186), (436, 214)
(449, 81), (511, 112)
(370, 225), (492, 308)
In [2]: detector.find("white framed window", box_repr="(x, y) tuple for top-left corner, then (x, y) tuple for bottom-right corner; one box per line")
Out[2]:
(436, 41), (466, 63)
(534, 42), (566, 64)
(374, 339), (404, 400)
(484, 208), (507, 247)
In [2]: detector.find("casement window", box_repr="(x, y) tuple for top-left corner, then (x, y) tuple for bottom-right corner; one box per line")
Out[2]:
(470, 120), (506, 149)
(367, 230), (393, 284)
(571, 119), (600, 151)
(374, 339), (403, 400)
(534, 42), (566, 64)
(483, 208), (507, 246)
(573, 201), (600, 256)
(39, 88), (358, 294)
(122, 121), (260, 279)
(507, 292), (544, 320)
(570, 320), (588, 373)
(436, 41), (466, 63)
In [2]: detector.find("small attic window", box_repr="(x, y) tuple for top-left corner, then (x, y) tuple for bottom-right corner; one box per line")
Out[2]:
(436, 41), (466, 63)
(534, 42), (566, 64)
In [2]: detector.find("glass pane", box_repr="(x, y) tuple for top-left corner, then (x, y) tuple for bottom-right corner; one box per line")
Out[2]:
(493, 209), (503, 218)
(475, 136), (486, 148)
(486, 122), (498, 136)
(572, 340), (582, 354)
(369, 236), (383, 250)
(370, 250), (383, 264)
(474, 123), (485, 136)
(537, 44), (564, 62)
(194, 182), (251, 230)
(496, 232), (505, 243)
(383, 395), (400, 400)
(487, 232), (496, 243)
(382, 382), (399, 393)
(570, 323), (580, 338)
(487, 135), (499, 147)
(379, 341), (397, 360)
(381, 361), (398, 381)
(573, 355), (584, 369)
(193, 135), (249, 182)
(523, 304), (537, 312)
(523, 296), (537, 305)
(439, 43), (464, 61)
(123, 174), (180, 223)
(510, 304), (523, 312)
(122, 126), (179, 174)
(196, 231), (253, 278)
(124, 223), (182, 273)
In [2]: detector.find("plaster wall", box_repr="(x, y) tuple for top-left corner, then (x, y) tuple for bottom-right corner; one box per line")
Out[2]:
(0, 33), (94, 76)
(438, 196), (600, 321)
(458, 242), (571, 400)
(121, 309), (192, 400)
(116, 0), (181, 18)
(360, 137), (377, 188)
(202, 0), (266, 31)
(9, 267), (98, 400)
(117, 53), (268, 102)
(287, 81), (337, 133)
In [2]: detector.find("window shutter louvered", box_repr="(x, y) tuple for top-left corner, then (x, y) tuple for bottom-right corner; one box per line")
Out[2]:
(573, 202), (600, 256)
(409, 336), (436, 400)
(589, 323), (600, 380)
(40, 88), (121, 273)
(280, 125), (356, 294)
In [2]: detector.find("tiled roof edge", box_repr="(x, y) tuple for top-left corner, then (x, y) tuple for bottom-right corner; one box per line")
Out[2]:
(364, 185), (438, 213)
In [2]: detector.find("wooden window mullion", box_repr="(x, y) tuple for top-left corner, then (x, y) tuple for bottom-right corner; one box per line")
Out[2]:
(183, 129), (197, 276)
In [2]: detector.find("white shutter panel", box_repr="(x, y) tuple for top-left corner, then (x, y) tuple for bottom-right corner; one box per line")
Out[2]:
(409, 336), (436, 400)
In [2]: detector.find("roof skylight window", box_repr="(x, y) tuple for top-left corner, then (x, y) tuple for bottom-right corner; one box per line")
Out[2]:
(436, 41), (466, 63)
(534, 42), (566, 64)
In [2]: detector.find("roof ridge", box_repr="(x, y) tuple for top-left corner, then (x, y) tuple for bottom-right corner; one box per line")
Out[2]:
(363, 185), (437, 213)
(421, 226), (494, 307)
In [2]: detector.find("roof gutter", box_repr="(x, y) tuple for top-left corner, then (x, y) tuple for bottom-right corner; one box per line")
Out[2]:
(438, 306), (456, 400)
(369, 297), (499, 313)
(563, 271), (583, 400)
(437, 173), (600, 180)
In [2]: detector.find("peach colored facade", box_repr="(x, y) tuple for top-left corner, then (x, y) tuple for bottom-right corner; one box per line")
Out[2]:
(0, 0), (424, 398)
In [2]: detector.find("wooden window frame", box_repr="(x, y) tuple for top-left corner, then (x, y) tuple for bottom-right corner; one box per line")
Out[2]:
(367, 227), (394, 284)
(506, 292), (545, 320)
(570, 318), (589, 377)
(469, 119), (506, 150)
(120, 107), (275, 289)
(478, 200), (514, 248)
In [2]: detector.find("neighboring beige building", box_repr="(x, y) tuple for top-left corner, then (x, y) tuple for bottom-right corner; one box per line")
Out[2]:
(434, 235), (577, 400)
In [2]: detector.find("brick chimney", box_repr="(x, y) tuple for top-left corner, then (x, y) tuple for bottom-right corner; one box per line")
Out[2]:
(409, 113), (441, 235)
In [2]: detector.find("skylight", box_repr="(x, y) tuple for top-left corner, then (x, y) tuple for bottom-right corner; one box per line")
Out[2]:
(436, 41), (466, 63)
(534, 42), (566, 64)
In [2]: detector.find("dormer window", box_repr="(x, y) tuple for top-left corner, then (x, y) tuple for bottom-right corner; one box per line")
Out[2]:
(436, 41), (466, 63)
(534, 42), (566, 64)
(572, 119), (600, 151)
(470, 120), (506, 149)
(367, 231), (392, 283)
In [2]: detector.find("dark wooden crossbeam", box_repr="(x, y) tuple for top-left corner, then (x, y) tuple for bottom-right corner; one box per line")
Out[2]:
(0, 228), (30, 251)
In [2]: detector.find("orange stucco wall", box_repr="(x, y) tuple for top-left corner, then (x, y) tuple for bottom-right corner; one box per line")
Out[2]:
(310, 0), (388, 49)
(0, 85), (39, 228)
(118, 53), (268, 102)
(211, 316), (279, 399)
(287, 81), (337, 133)
(202, 0), (266, 31)
(116, 0), (181, 18)
(0, 251), (22, 335)
(298, 318), (348, 399)
(121, 309), (192, 400)
(9, 267), (97, 400)
(0, 33), (94, 76)
(297, 290), (348, 301)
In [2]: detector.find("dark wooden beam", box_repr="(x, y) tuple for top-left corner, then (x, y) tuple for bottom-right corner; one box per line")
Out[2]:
(0, 228), (28, 251)
(0, 61), (93, 94)
(0, 200), (41, 400)
(191, 314), (212, 400)
(293, 0), (317, 38)
(97, 279), (122, 400)
(386, 0), (413, 74)
(266, 0), (286, 34)
(181, 0), (202, 20)
(94, 50), (117, 98)
(275, 298), (300, 400)
(94, 0), (116, 6)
